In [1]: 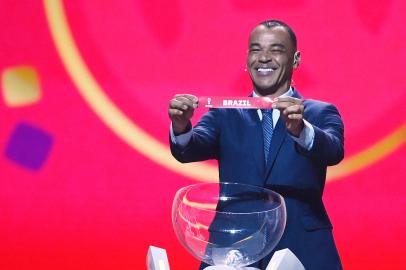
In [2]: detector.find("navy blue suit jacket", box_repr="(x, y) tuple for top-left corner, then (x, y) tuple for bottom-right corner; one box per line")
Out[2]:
(170, 90), (344, 269)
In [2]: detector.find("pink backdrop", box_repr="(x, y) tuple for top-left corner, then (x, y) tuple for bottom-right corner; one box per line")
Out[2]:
(1, 0), (405, 269)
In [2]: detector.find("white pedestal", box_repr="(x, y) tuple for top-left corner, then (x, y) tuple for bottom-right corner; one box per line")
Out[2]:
(147, 246), (305, 270)
(147, 246), (170, 270)
(204, 267), (259, 270)
(266, 249), (305, 270)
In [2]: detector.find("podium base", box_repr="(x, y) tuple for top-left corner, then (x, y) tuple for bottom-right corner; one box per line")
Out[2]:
(147, 246), (305, 270)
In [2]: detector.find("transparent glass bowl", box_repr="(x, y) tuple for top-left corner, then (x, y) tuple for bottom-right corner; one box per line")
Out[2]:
(172, 182), (286, 268)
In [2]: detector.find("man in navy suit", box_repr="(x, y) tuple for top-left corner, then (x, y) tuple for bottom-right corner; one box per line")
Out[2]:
(168, 20), (344, 269)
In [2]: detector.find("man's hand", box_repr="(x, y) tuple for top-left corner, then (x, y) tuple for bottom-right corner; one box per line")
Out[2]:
(272, 96), (305, 137)
(168, 94), (198, 134)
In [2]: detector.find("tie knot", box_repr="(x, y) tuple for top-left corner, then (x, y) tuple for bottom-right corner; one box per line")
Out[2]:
(261, 109), (273, 116)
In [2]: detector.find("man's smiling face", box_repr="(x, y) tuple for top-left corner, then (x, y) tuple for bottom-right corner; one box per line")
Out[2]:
(247, 25), (298, 97)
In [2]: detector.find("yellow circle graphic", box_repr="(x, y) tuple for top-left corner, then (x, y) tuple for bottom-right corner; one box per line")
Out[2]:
(43, 0), (406, 182)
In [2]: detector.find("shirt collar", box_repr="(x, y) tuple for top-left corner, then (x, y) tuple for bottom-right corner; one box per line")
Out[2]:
(252, 87), (294, 98)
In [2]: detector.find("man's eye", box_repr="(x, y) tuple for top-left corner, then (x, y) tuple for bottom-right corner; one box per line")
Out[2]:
(250, 48), (260, 52)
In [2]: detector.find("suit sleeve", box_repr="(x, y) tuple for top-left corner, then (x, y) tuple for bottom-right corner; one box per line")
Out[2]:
(170, 109), (220, 163)
(296, 102), (344, 166)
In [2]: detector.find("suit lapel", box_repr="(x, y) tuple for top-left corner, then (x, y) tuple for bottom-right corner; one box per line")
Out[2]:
(244, 108), (267, 176)
(245, 93), (267, 175)
(263, 88), (303, 180)
(264, 117), (287, 179)
(292, 88), (302, 99)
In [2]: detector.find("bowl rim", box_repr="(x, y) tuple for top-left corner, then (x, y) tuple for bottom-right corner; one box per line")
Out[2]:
(173, 182), (285, 214)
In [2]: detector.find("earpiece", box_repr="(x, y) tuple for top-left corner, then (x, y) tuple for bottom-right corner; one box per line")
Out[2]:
(293, 52), (300, 65)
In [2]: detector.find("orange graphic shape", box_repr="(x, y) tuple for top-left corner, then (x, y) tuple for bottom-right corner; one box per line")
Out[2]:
(2, 65), (42, 107)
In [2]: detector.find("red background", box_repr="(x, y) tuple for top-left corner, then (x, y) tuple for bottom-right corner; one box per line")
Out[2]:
(1, 1), (405, 269)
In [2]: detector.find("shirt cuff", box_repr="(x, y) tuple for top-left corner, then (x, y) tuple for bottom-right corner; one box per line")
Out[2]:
(170, 123), (193, 147)
(290, 120), (315, 151)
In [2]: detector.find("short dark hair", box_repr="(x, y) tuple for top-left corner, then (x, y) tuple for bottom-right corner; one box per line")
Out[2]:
(259, 19), (297, 51)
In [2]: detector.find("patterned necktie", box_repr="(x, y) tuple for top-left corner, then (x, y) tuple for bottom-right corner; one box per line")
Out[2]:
(261, 109), (273, 164)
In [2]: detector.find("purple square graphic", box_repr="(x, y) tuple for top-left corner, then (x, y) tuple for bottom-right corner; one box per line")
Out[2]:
(5, 122), (54, 170)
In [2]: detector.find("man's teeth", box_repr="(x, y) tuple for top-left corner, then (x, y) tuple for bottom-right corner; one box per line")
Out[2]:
(257, 68), (274, 72)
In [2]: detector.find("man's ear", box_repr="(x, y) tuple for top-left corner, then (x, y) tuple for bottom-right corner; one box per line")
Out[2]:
(293, 51), (301, 68)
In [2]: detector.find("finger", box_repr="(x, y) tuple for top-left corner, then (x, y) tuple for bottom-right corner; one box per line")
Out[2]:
(274, 96), (302, 103)
(283, 104), (304, 115)
(287, 113), (303, 120)
(175, 96), (198, 109)
(273, 101), (294, 110)
(273, 98), (303, 110)
(169, 99), (188, 110)
(168, 108), (184, 116)
(174, 94), (198, 103)
(170, 98), (197, 111)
